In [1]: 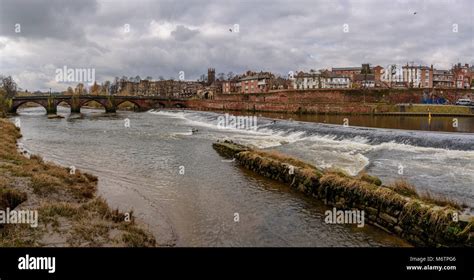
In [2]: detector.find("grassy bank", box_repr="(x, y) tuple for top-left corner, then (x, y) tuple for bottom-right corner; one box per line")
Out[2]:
(0, 119), (156, 247)
(381, 104), (474, 116)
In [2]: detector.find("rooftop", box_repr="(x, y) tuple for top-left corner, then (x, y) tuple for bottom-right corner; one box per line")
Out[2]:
(331, 67), (363, 71)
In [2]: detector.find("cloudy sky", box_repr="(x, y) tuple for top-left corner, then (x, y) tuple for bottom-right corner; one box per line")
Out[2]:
(0, 0), (473, 91)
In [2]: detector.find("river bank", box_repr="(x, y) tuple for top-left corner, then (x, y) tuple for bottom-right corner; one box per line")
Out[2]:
(213, 140), (474, 247)
(0, 118), (156, 247)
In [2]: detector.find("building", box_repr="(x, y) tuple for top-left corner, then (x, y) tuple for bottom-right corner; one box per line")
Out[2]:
(452, 63), (471, 89)
(353, 74), (375, 88)
(239, 73), (272, 94)
(433, 69), (454, 88)
(331, 66), (363, 81)
(293, 70), (323, 90)
(380, 64), (404, 87)
(207, 68), (216, 86)
(402, 64), (433, 88)
(221, 71), (276, 94)
(322, 72), (351, 88)
(470, 66), (474, 89)
(420, 66), (433, 88)
(118, 79), (204, 97)
(222, 79), (238, 94)
(268, 76), (292, 90)
(373, 65), (383, 83)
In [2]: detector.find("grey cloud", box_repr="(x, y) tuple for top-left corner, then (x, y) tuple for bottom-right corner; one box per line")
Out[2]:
(0, 0), (472, 91)
(171, 25), (199, 41)
(0, 0), (98, 40)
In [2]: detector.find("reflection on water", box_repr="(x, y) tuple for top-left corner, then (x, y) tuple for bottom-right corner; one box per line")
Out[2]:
(224, 111), (474, 133)
(14, 106), (474, 247)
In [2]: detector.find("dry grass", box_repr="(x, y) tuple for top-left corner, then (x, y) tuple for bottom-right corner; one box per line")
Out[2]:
(0, 118), (156, 247)
(31, 173), (62, 194)
(387, 180), (419, 198)
(0, 186), (27, 209)
(419, 191), (464, 210)
(387, 179), (464, 210)
(254, 149), (319, 171)
(358, 171), (382, 186)
(325, 167), (351, 178)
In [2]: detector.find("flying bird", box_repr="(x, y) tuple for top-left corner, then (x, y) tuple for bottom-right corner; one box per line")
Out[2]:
(413, 11), (417, 15)
(229, 28), (233, 32)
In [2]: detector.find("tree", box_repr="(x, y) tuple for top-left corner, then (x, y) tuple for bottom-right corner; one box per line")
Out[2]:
(75, 83), (84, 95)
(227, 72), (234, 80)
(103, 81), (111, 95)
(0, 75), (18, 98)
(217, 72), (225, 81)
(66, 86), (74, 95)
(145, 76), (153, 81)
(90, 81), (101, 95)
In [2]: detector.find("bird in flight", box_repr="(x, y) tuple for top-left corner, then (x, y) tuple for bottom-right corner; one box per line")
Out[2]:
(413, 11), (417, 15)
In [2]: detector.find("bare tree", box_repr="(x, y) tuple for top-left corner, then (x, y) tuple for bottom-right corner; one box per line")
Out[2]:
(217, 72), (225, 81)
(0, 75), (18, 98)
(110, 78), (119, 95)
(66, 86), (74, 95)
(103, 81), (111, 95)
(75, 83), (84, 95)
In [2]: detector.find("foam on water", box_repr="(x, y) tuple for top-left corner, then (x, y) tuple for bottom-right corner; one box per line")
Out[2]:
(147, 110), (474, 207)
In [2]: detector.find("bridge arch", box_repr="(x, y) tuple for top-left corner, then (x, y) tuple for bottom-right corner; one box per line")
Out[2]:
(155, 102), (166, 108)
(80, 99), (108, 111)
(80, 99), (107, 107)
(115, 99), (142, 111)
(12, 101), (48, 114)
(56, 100), (71, 108)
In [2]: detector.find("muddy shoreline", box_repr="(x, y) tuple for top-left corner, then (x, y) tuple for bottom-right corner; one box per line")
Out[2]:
(0, 118), (157, 247)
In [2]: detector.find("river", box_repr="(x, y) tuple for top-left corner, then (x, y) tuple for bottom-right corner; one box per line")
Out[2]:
(12, 106), (474, 247)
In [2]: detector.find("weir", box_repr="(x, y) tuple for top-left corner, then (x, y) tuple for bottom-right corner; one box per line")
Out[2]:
(212, 140), (474, 247)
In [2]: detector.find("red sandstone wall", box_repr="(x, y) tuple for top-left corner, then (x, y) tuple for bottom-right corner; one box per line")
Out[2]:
(215, 88), (473, 103)
(193, 89), (474, 114)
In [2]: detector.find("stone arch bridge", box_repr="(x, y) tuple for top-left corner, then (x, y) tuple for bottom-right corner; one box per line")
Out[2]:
(9, 95), (189, 114)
